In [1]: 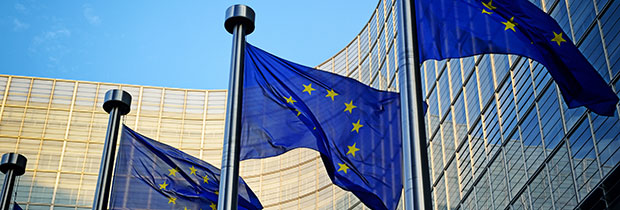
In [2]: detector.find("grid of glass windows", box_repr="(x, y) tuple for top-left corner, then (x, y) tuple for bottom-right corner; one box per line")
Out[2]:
(1, 0), (618, 209)
(0, 76), (230, 209)
(414, 0), (620, 209)
(318, 0), (620, 209)
(0, 0), (400, 209)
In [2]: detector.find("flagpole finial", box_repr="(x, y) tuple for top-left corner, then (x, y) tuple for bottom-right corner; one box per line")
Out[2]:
(103, 89), (132, 115)
(0, 153), (27, 210)
(225, 4), (255, 35)
(0, 153), (27, 176)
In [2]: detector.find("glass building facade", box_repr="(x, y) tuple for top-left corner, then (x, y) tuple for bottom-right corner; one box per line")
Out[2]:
(317, 0), (620, 209)
(0, 0), (619, 209)
(420, 0), (620, 209)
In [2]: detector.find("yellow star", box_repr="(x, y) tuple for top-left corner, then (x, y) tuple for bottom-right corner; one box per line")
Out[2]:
(168, 197), (176, 204)
(347, 143), (360, 157)
(215, 191), (219, 195)
(482, 9), (492, 15)
(482, 0), (496, 10)
(343, 101), (357, 114)
(168, 168), (179, 176)
(502, 16), (517, 32)
(203, 175), (210, 183)
(210, 202), (217, 210)
(184, 207), (190, 210)
(295, 109), (301, 116)
(159, 180), (168, 190)
(284, 96), (297, 105)
(189, 166), (197, 175)
(325, 89), (339, 101)
(337, 163), (349, 174)
(351, 119), (363, 133)
(302, 83), (316, 95)
(551, 31), (566, 46)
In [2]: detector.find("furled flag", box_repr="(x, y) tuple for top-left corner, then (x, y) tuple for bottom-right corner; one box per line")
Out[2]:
(109, 125), (263, 210)
(240, 43), (402, 210)
(415, 0), (618, 116)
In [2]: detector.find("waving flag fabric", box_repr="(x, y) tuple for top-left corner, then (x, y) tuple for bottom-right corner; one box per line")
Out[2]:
(239, 44), (402, 210)
(416, 0), (618, 116)
(109, 125), (263, 210)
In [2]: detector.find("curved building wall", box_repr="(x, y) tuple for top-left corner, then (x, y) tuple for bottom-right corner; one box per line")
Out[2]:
(0, 0), (401, 209)
(1, 0), (619, 209)
(416, 0), (620, 209)
(0, 76), (230, 210)
(317, 0), (620, 210)
(315, 0), (399, 94)
(317, 0), (620, 209)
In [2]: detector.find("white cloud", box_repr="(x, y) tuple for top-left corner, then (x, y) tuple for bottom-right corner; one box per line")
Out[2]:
(13, 18), (30, 31)
(14, 3), (26, 13)
(29, 28), (72, 69)
(83, 5), (101, 25)
(32, 28), (71, 45)
(44, 29), (71, 39)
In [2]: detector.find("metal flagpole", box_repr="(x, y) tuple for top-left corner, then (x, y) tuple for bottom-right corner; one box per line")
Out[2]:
(0, 153), (27, 210)
(92, 89), (131, 210)
(219, 4), (255, 210)
(397, 0), (433, 209)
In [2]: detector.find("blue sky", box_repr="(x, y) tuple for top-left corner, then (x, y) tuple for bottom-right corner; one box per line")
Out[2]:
(1, 1), (377, 90)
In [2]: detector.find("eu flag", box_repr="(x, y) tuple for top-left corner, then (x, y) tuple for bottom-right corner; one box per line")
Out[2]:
(416, 0), (619, 116)
(109, 125), (263, 210)
(240, 44), (402, 210)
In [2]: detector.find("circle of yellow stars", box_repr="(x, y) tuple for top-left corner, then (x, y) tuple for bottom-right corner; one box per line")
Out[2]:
(295, 83), (364, 134)
(291, 83), (365, 175)
(159, 165), (218, 209)
(479, 0), (569, 47)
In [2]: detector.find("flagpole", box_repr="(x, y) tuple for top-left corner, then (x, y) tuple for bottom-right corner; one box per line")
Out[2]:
(397, 0), (433, 209)
(0, 153), (27, 210)
(93, 89), (131, 210)
(219, 5), (254, 210)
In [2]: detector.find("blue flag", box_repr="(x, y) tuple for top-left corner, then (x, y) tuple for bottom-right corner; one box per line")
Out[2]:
(13, 203), (21, 210)
(416, 0), (619, 116)
(110, 125), (263, 210)
(240, 44), (402, 210)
